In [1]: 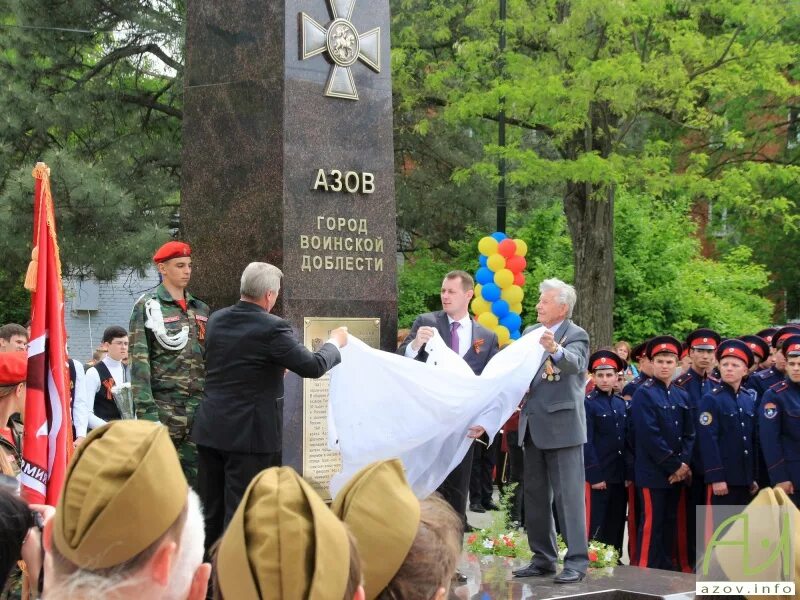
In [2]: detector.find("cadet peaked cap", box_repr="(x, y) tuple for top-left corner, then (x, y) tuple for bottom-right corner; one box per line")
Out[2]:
(739, 335), (770, 362)
(331, 459), (420, 600)
(715, 339), (754, 369)
(781, 335), (800, 358)
(153, 241), (191, 263)
(53, 420), (187, 569)
(772, 326), (800, 349)
(686, 328), (721, 351)
(756, 327), (778, 345)
(646, 336), (682, 359)
(588, 350), (626, 373)
(631, 340), (649, 361)
(217, 466), (351, 600)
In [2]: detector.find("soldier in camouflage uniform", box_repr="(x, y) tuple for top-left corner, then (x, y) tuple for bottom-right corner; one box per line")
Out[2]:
(129, 241), (209, 485)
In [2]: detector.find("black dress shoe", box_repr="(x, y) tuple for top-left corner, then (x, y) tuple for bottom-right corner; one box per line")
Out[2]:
(452, 570), (468, 584)
(512, 563), (556, 578)
(482, 501), (500, 511)
(469, 503), (486, 513)
(464, 523), (477, 532)
(554, 568), (586, 584)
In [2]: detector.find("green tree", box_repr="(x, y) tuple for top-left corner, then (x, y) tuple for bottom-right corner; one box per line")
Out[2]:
(0, 0), (182, 284)
(392, 0), (800, 345)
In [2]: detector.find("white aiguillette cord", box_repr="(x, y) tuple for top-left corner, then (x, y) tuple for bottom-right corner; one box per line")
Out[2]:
(144, 298), (189, 351)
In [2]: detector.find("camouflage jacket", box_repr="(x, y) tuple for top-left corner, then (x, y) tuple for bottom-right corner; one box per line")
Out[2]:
(129, 284), (209, 442)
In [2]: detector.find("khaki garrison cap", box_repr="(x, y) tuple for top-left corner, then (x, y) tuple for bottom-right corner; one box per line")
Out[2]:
(53, 420), (188, 570)
(216, 467), (351, 600)
(331, 460), (420, 600)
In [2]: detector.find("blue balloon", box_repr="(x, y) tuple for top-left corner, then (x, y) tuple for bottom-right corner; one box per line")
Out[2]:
(500, 312), (522, 332)
(482, 283), (501, 302)
(491, 231), (507, 242)
(492, 299), (510, 319)
(475, 267), (494, 286)
(479, 255), (488, 268)
(510, 329), (522, 341)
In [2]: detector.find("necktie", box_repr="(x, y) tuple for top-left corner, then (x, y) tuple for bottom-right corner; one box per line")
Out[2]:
(450, 321), (460, 355)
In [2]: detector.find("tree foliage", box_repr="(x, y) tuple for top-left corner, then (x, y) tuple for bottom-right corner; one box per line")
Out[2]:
(0, 0), (182, 282)
(398, 188), (772, 343)
(392, 0), (800, 345)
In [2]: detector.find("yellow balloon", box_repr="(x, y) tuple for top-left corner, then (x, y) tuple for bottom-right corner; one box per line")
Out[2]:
(513, 239), (528, 257)
(474, 283), (482, 298)
(494, 268), (514, 289)
(487, 254), (506, 272)
(477, 311), (499, 330)
(478, 236), (499, 256)
(501, 285), (524, 305)
(510, 302), (523, 314)
(495, 325), (511, 345)
(471, 297), (491, 315)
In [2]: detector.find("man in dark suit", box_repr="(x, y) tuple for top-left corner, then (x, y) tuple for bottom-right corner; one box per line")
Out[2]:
(192, 262), (348, 551)
(513, 278), (590, 584)
(397, 270), (499, 530)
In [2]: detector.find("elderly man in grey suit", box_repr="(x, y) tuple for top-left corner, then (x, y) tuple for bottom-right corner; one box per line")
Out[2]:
(513, 278), (590, 584)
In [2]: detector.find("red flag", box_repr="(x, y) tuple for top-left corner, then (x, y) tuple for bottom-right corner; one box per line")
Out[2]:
(20, 163), (72, 504)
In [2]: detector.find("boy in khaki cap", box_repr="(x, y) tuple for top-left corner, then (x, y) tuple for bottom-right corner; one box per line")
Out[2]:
(42, 420), (211, 599)
(212, 466), (364, 600)
(331, 459), (462, 600)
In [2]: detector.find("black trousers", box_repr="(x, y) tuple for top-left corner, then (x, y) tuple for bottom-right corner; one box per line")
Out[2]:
(683, 472), (706, 573)
(507, 431), (525, 523)
(637, 486), (681, 571)
(197, 444), (281, 553)
(586, 482), (627, 555)
(469, 433), (495, 507)
(438, 444), (475, 531)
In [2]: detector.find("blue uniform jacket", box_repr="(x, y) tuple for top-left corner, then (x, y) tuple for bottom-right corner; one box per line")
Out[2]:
(759, 379), (800, 487)
(584, 389), (628, 485)
(622, 373), (649, 399)
(749, 366), (783, 401)
(697, 383), (757, 486)
(673, 368), (716, 472)
(632, 378), (695, 488)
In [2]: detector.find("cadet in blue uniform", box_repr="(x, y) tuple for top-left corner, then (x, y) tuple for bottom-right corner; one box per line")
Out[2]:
(749, 326), (800, 400)
(758, 334), (800, 508)
(622, 341), (651, 401)
(632, 336), (695, 571)
(697, 339), (759, 539)
(672, 328), (721, 572)
(584, 350), (630, 556)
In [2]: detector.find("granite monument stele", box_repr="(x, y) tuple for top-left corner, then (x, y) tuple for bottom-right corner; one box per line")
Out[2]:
(181, 0), (396, 498)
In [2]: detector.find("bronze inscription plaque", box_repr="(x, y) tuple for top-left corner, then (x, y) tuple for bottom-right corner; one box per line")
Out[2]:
(302, 317), (380, 499)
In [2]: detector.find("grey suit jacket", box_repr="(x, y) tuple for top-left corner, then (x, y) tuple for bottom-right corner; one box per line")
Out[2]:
(518, 320), (589, 449)
(397, 310), (499, 375)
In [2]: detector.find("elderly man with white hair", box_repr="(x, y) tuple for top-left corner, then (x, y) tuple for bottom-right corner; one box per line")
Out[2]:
(191, 262), (349, 553)
(512, 278), (590, 584)
(43, 420), (211, 600)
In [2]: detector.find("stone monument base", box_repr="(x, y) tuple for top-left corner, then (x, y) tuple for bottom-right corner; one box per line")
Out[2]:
(458, 554), (697, 599)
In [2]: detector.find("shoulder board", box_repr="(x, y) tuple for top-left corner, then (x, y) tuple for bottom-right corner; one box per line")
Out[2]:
(643, 378), (655, 387)
(673, 372), (692, 387)
(189, 295), (210, 309)
(757, 368), (776, 380)
(711, 386), (724, 394)
(772, 381), (789, 394)
(707, 374), (721, 384)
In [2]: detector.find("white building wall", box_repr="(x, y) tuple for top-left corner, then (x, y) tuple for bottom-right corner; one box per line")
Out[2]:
(64, 268), (160, 363)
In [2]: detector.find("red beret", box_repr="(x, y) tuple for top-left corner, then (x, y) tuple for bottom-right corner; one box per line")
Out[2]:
(0, 352), (27, 385)
(153, 241), (191, 264)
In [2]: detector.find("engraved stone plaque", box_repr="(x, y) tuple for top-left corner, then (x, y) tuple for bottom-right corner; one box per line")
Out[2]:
(302, 317), (380, 499)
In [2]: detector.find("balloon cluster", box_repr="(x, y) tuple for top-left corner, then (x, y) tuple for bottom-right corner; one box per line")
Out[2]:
(472, 232), (528, 346)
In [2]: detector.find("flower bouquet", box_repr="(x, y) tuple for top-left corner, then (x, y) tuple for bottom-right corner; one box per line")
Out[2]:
(557, 534), (620, 569)
(465, 484), (532, 560)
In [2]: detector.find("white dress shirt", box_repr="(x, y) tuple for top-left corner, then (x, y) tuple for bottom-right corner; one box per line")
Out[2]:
(405, 314), (473, 359)
(80, 356), (128, 434)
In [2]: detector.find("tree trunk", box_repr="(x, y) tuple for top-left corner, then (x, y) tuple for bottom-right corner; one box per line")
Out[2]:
(563, 181), (615, 349)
